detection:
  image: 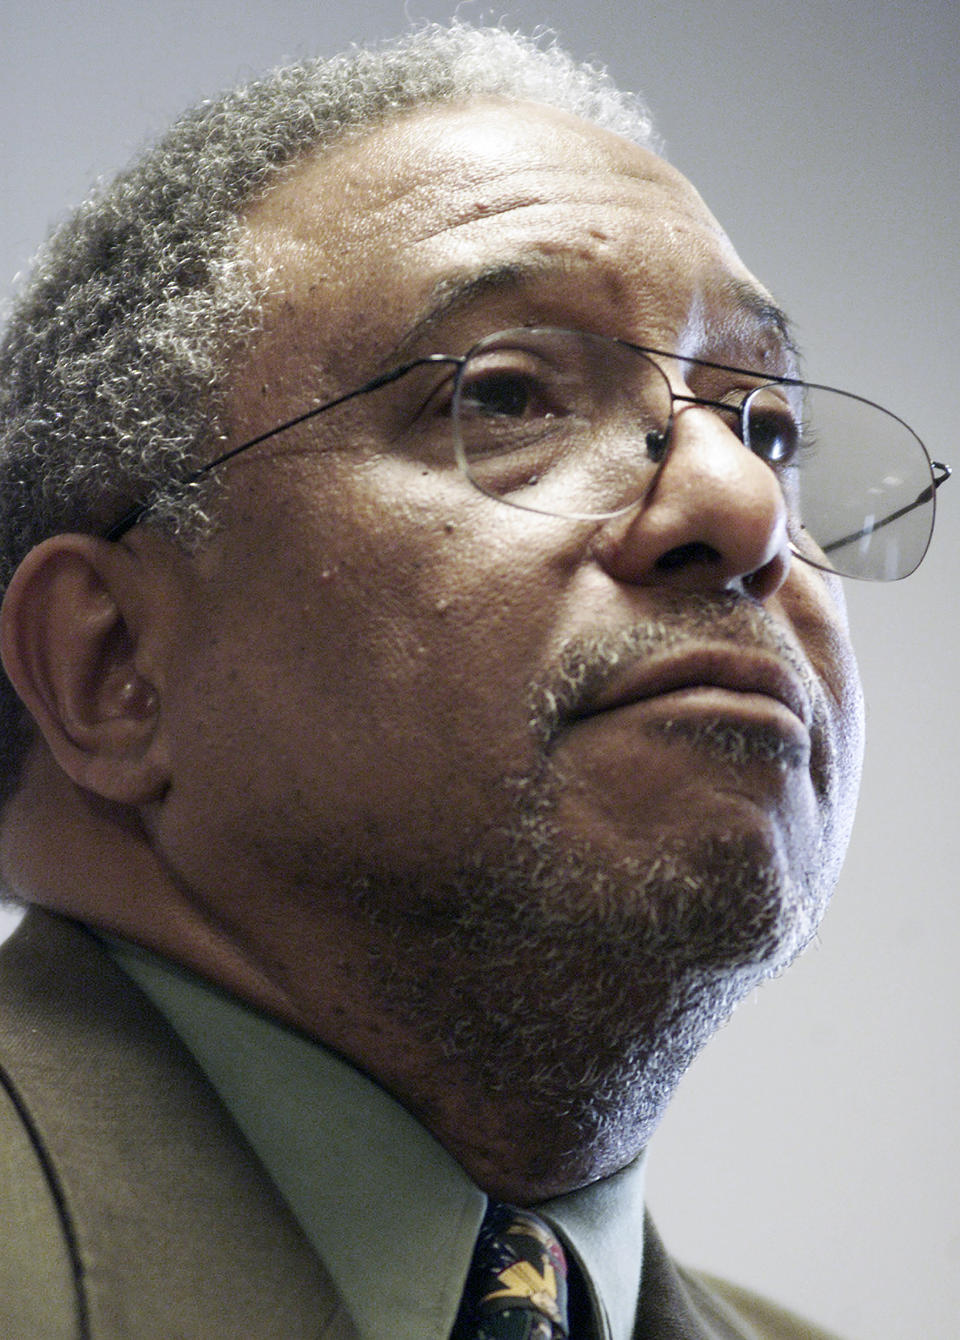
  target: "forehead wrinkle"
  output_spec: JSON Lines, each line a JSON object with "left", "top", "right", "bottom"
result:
{"left": 365, "top": 196, "right": 763, "bottom": 375}
{"left": 378, "top": 203, "right": 725, "bottom": 369}
{"left": 350, "top": 169, "right": 675, "bottom": 278}
{"left": 247, "top": 169, "right": 660, "bottom": 368}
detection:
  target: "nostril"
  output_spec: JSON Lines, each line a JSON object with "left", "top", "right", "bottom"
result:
{"left": 743, "top": 549, "right": 792, "bottom": 601}
{"left": 645, "top": 429, "right": 669, "bottom": 463}
{"left": 655, "top": 541, "right": 721, "bottom": 573}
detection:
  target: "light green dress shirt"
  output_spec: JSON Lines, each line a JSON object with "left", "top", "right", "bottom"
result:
{"left": 109, "top": 938, "right": 647, "bottom": 1340}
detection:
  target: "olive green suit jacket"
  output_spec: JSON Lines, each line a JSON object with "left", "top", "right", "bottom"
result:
{"left": 0, "top": 910, "right": 840, "bottom": 1339}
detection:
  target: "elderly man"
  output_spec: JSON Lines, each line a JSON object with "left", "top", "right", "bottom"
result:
{"left": 0, "top": 22, "right": 946, "bottom": 1340}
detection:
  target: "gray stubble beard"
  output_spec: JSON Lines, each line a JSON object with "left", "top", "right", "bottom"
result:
{"left": 352, "top": 593, "right": 847, "bottom": 1157}
{"left": 360, "top": 731, "right": 835, "bottom": 1159}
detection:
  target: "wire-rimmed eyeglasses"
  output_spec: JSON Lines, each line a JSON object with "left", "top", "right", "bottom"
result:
{"left": 105, "top": 325, "right": 950, "bottom": 582}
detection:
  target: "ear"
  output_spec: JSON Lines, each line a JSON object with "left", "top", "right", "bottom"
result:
{"left": 0, "top": 535, "right": 170, "bottom": 805}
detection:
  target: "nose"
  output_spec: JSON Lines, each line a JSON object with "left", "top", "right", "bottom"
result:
{"left": 590, "top": 404, "right": 792, "bottom": 600}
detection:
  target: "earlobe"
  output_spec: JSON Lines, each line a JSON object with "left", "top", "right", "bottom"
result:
{"left": 0, "top": 535, "right": 170, "bottom": 805}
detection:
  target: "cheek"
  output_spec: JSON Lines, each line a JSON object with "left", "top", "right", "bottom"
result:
{"left": 786, "top": 569, "right": 865, "bottom": 814}
{"left": 825, "top": 623, "right": 865, "bottom": 830}
{"left": 167, "top": 483, "right": 571, "bottom": 867}
{"left": 813, "top": 573, "right": 864, "bottom": 749}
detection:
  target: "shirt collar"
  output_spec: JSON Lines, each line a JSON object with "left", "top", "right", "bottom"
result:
{"left": 107, "top": 936, "right": 646, "bottom": 1340}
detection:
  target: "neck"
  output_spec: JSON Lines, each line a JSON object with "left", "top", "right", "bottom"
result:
{"left": 2, "top": 749, "right": 679, "bottom": 1202}
{"left": 0, "top": 744, "right": 304, "bottom": 1025}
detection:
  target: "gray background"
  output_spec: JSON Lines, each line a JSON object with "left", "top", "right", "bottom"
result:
{"left": 1, "top": 2, "right": 957, "bottom": 1336}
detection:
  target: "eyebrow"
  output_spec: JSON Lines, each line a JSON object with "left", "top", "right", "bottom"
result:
{"left": 385, "top": 256, "right": 801, "bottom": 371}
{"left": 723, "top": 276, "right": 802, "bottom": 367}
{"left": 384, "top": 257, "right": 558, "bottom": 365}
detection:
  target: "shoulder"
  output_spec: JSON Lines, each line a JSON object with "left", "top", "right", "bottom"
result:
{"left": 0, "top": 1059, "right": 79, "bottom": 1337}
{"left": 679, "top": 1266, "right": 846, "bottom": 1340}
{"left": 0, "top": 907, "right": 359, "bottom": 1338}
{"left": 640, "top": 1213, "right": 846, "bottom": 1340}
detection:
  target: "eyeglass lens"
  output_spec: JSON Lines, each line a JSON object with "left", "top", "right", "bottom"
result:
{"left": 451, "top": 328, "right": 938, "bottom": 582}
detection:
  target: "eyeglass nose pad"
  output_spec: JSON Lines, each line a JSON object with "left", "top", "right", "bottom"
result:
{"left": 645, "top": 428, "right": 669, "bottom": 464}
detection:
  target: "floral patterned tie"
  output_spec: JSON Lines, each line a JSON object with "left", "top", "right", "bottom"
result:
{"left": 453, "top": 1201, "right": 570, "bottom": 1339}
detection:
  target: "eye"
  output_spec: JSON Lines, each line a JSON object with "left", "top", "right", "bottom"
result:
{"left": 450, "top": 343, "right": 589, "bottom": 488}
{"left": 743, "top": 387, "right": 802, "bottom": 467}
{"left": 458, "top": 368, "right": 556, "bottom": 422}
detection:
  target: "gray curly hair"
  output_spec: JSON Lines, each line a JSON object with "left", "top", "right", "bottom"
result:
{"left": 0, "top": 22, "right": 657, "bottom": 803}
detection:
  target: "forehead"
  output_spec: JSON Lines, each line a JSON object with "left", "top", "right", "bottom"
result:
{"left": 236, "top": 99, "right": 789, "bottom": 391}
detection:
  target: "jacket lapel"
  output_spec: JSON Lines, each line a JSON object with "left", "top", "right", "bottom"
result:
{"left": 637, "top": 1214, "right": 763, "bottom": 1339}
{"left": 0, "top": 908, "right": 358, "bottom": 1338}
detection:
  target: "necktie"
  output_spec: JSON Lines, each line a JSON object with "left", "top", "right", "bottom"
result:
{"left": 453, "top": 1201, "right": 570, "bottom": 1339}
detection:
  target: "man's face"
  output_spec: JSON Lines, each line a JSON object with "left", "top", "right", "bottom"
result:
{"left": 147, "top": 100, "right": 864, "bottom": 1051}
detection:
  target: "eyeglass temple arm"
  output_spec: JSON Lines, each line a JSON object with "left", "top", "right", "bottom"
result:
{"left": 103, "top": 353, "right": 460, "bottom": 541}
{"left": 820, "top": 460, "right": 951, "bottom": 556}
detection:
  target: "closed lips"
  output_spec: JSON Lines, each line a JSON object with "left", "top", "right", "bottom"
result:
{"left": 578, "top": 647, "right": 812, "bottom": 728}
